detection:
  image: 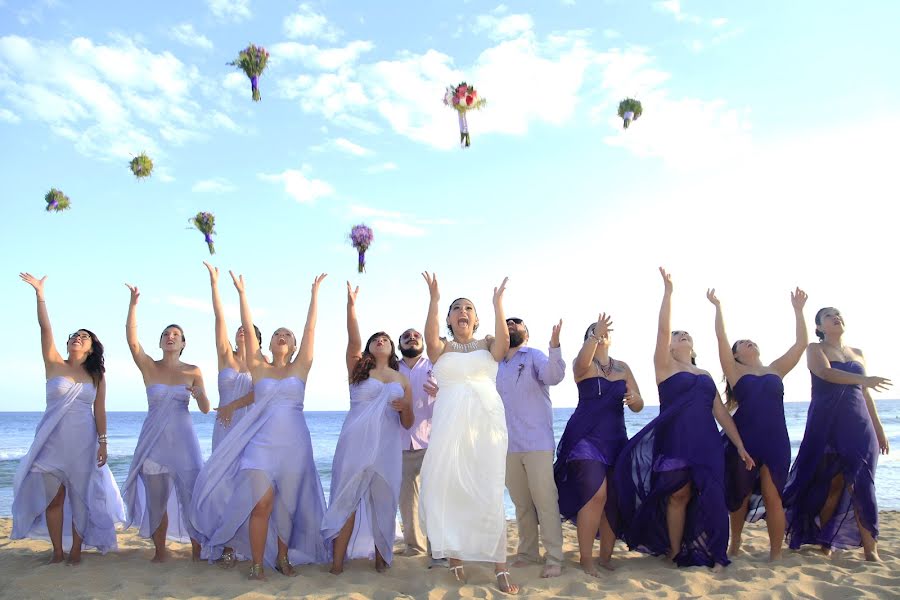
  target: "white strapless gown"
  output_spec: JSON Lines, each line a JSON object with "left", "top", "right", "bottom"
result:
{"left": 419, "top": 349, "right": 508, "bottom": 562}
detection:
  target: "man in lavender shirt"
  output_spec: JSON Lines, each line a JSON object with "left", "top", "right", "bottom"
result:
{"left": 397, "top": 328, "right": 444, "bottom": 565}
{"left": 497, "top": 317, "right": 566, "bottom": 578}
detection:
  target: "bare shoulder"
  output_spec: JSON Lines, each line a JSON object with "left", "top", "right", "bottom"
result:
{"left": 614, "top": 358, "right": 632, "bottom": 373}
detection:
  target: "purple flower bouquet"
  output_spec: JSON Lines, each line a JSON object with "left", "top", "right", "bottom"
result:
{"left": 349, "top": 224, "right": 374, "bottom": 273}
{"left": 229, "top": 44, "right": 270, "bottom": 102}
{"left": 190, "top": 211, "right": 217, "bottom": 254}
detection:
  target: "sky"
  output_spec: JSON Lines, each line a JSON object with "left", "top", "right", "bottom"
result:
{"left": 1, "top": 0, "right": 899, "bottom": 412}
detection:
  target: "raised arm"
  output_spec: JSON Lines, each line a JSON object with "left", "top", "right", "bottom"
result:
{"left": 806, "top": 343, "right": 892, "bottom": 390}
{"left": 770, "top": 287, "right": 809, "bottom": 377}
{"left": 534, "top": 319, "right": 566, "bottom": 385}
{"left": 422, "top": 272, "right": 445, "bottom": 363}
{"left": 124, "top": 284, "right": 154, "bottom": 374}
{"left": 653, "top": 268, "right": 674, "bottom": 374}
{"left": 346, "top": 281, "right": 362, "bottom": 376}
{"left": 706, "top": 289, "right": 739, "bottom": 385}
{"left": 489, "top": 277, "right": 511, "bottom": 362}
{"left": 573, "top": 313, "right": 613, "bottom": 380}
{"left": 20, "top": 273, "right": 62, "bottom": 368}
{"left": 231, "top": 272, "right": 264, "bottom": 374}
{"left": 713, "top": 391, "right": 755, "bottom": 470}
{"left": 94, "top": 377, "right": 108, "bottom": 467}
{"left": 205, "top": 262, "right": 232, "bottom": 366}
{"left": 295, "top": 273, "right": 327, "bottom": 379}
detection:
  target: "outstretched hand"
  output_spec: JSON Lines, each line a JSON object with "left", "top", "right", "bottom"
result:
{"left": 19, "top": 272, "right": 47, "bottom": 296}
{"left": 791, "top": 287, "right": 808, "bottom": 311}
{"left": 593, "top": 312, "right": 614, "bottom": 338}
{"left": 125, "top": 283, "right": 140, "bottom": 305}
{"left": 311, "top": 273, "right": 328, "bottom": 294}
{"left": 493, "top": 277, "right": 509, "bottom": 307}
{"left": 204, "top": 261, "right": 219, "bottom": 283}
{"left": 864, "top": 376, "right": 893, "bottom": 393}
{"left": 550, "top": 319, "right": 563, "bottom": 348}
{"left": 659, "top": 267, "right": 673, "bottom": 294}
{"left": 706, "top": 288, "right": 720, "bottom": 307}
{"left": 229, "top": 271, "right": 245, "bottom": 294}
{"left": 422, "top": 271, "right": 439, "bottom": 301}
{"left": 346, "top": 281, "right": 359, "bottom": 306}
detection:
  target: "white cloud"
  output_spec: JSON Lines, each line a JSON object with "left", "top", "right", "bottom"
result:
{"left": 364, "top": 161, "right": 397, "bottom": 174}
{"left": 207, "top": 0, "right": 251, "bottom": 22}
{"left": 654, "top": 0, "right": 729, "bottom": 28}
{"left": 372, "top": 219, "right": 426, "bottom": 237}
{"left": 192, "top": 178, "right": 236, "bottom": 193}
{"left": 258, "top": 167, "right": 334, "bottom": 204}
{"left": 0, "top": 35, "right": 236, "bottom": 163}
{"left": 472, "top": 11, "right": 535, "bottom": 41}
{"left": 0, "top": 107, "right": 20, "bottom": 123}
{"left": 349, "top": 204, "right": 454, "bottom": 237}
{"left": 270, "top": 40, "right": 374, "bottom": 70}
{"left": 169, "top": 23, "right": 213, "bottom": 50}
{"left": 283, "top": 3, "right": 341, "bottom": 42}
{"left": 603, "top": 29, "right": 621, "bottom": 39}
{"left": 333, "top": 137, "right": 371, "bottom": 156}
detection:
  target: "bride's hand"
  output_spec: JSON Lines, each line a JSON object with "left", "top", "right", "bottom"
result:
{"left": 492, "top": 277, "right": 508, "bottom": 308}
{"left": 422, "top": 272, "right": 439, "bottom": 301}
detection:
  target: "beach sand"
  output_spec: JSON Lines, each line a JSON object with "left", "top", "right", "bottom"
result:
{"left": 1, "top": 514, "right": 898, "bottom": 599}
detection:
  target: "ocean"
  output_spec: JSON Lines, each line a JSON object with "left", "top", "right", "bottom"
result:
{"left": 2, "top": 401, "right": 900, "bottom": 519}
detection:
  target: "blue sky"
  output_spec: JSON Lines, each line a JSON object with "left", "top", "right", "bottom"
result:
{"left": 2, "top": 0, "right": 898, "bottom": 411}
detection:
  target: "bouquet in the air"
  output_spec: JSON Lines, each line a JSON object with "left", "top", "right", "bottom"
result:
{"left": 44, "top": 188, "right": 71, "bottom": 212}
{"left": 229, "top": 44, "right": 270, "bottom": 102}
{"left": 190, "top": 211, "right": 217, "bottom": 254}
{"left": 617, "top": 98, "right": 643, "bottom": 129}
{"left": 130, "top": 152, "right": 153, "bottom": 178}
{"left": 443, "top": 81, "right": 486, "bottom": 147}
{"left": 349, "top": 224, "right": 374, "bottom": 273}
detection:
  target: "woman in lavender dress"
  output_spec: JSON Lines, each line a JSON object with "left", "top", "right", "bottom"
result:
{"left": 323, "top": 282, "right": 413, "bottom": 575}
{"left": 121, "top": 284, "right": 211, "bottom": 562}
{"left": 191, "top": 272, "right": 330, "bottom": 580}
{"left": 783, "top": 307, "right": 892, "bottom": 561}
{"left": 706, "top": 287, "right": 808, "bottom": 561}
{"left": 554, "top": 312, "right": 644, "bottom": 575}
{"left": 614, "top": 268, "right": 754, "bottom": 570}
{"left": 12, "top": 273, "right": 124, "bottom": 564}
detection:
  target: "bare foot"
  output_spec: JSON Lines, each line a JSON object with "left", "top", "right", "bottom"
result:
{"left": 511, "top": 558, "right": 531, "bottom": 568}
{"left": 496, "top": 571, "right": 520, "bottom": 595}
{"left": 329, "top": 565, "right": 344, "bottom": 575}
{"left": 712, "top": 563, "right": 726, "bottom": 573}
{"left": 541, "top": 563, "right": 562, "bottom": 578}
{"left": 375, "top": 555, "right": 388, "bottom": 573}
{"left": 768, "top": 550, "right": 783, "bottom": 562}
{"left": 597, "top": 558, "right": 616, "bottom": 572}
{"left": 151, "top": 550, "right": 169, "bottom": 563}
{"left": 580, "top": 558, "right": 600, "bottom": 577}
{"left": 728, "top": 543, "right": 743, "bottom": 557}
{"left": 66, "top": 552, "right": 82, "bottom": 566}
{"left": 864, "top": 549, "right": 882, "bottom": 563}
{"left": 47, "top": 553, "right": 65, "bottom": 564}
{"left": 820, "top": 545, "right": 833, "bottom": 557}
{"left": 191, "top": 542, "right": 202, "bottom": 562}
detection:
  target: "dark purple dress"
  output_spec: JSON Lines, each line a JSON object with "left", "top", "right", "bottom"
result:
{"left": 554, "top": 377, "right": 627, "bottom": 533}
{"left": 783, "top": 361, "right": 879, "bottom": 550}
{"left": 722, "top": 373, "right": 790, "bottom": 522}
{"left": 613, "top": 372, "right": 730, "bottom": 567}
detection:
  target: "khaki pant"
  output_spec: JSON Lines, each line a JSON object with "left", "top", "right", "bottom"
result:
{"left": 505, "top": 450, "right": 564, "bottom": 565}
{"left": 399, "top": 448, "right": 428, "bottom": 554}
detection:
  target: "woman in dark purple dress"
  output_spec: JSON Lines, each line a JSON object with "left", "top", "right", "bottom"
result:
{"left": 614, "top": 268, "right": 754, "bottom": 570}
{"left": 783, "top": 307, "right": 892, "bottom": 561}
{"left": 554, "top": 312, "right": 644, "bottom": 576}
{"left": 706, "top": 287, "right": 808, "bottom": 561}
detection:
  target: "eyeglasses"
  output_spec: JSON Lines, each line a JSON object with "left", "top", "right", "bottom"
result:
{"left": 401, "top": 332, "right": 421, "bottom": 342}
{"left": 69, "top": 332, "right": 91, "bottom": 341}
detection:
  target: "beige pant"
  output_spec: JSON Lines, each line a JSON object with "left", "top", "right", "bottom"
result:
{"left": 400, "top": 448, "right": 428, "bottom": 554}
{"left": 505, "top": 451, "right": 564, "bottom": 565}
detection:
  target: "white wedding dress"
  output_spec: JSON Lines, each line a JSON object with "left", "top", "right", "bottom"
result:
{"left": 419, "top": 349, "right": 508, "bottom": 562}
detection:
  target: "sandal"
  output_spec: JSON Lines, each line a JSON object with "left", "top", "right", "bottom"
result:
{"left": 275, "top": 555, "right": 297, "bottom": 577}
{"left": 248, "top": 563, "right": 265, "bottom": 580}
{"left": 215, "top": 549, "right": 237, "bottom": 569}
{"left": 496, "top": 571, "right": 520, "bottom": 595}
{"left": 450, "top": 564, "right": 467, "bottom": 584}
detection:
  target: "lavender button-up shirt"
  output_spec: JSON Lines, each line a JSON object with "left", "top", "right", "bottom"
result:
{"left": 497, "top": 345, "right": 566, "bottom": 453}
{"left": 398, "top": 355, "right": 437, "bottom": 451}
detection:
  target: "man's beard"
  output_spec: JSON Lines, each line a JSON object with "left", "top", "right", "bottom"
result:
{"left": 400, "top": 345, "right": 423, "bottom": 358}
{"left": 509, "top": 331, "right": 525, "bottom": 348}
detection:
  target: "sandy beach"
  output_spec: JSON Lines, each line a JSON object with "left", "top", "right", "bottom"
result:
{"left": 1, "top": 515, "right": 898, "bottom": 599}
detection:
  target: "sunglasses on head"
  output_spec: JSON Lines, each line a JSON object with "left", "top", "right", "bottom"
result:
{"left": 507, "top": 318, "right": 524, "bottom": 325}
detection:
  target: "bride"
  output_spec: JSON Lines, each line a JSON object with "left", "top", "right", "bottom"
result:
{"left": 418, "top": 272, "right": 519, "bottom": 595}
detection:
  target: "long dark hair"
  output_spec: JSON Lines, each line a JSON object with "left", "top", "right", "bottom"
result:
{"left": 161, "top": 323, "right": 185, "bottom": 356}
{"left": 723, "top": 340, "right": 740, "bottom": 411}
{"left": 349, "top": 331, "right": 400, "bottom": 384}
{"left": 76, "top": 328, "right": 105, "bottom": 387}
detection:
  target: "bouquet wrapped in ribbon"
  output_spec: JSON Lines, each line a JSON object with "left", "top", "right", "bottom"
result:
{"left": 229, "top": 44, "right": 270, "bottom": 102}
{"left": 190, "top": 211, "right": 217, "bottom": 255}
{"left": 129, "top": 152, "right": 153, "bottom": 178}
{"left": 617, "top": 98, "right": 643, "bottom": 129}
{"left": 444, "top": 81, "right": 486, "bottom": 147}
{"left": 44, "top": 188, "right": 71, "bottom": 212}
{"left": 349, "top": 224, "right": 374, "bottom": 273}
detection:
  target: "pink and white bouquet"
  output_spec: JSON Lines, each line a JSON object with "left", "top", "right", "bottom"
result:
{"left": 229, "top": 44, "right": 270, "bottom": 102}
{"left": 443, "top": 81, "right": 486, "bottom": 147}
{"left": 349, "top": 224, "right": 374, "bottom": 273}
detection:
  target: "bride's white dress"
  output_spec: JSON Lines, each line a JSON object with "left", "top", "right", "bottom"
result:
{"left": 419, "top": 349, "right": 508, "bottom": 562}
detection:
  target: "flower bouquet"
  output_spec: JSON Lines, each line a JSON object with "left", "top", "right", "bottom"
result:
{"left": 129, "top": 152, "right": 153, "bottom": 178}
{"left": 190, "top": 211, "right": 217, "bottom": 254}
{"left": 44, "top": 188, "right": 71, "bottom": 212}
{"left": 617, "top": 98, "right": 643, "bottom": 129}
{"left": 349, "top": 224, "right": 374, "bottom": 273}
{"left": 229, "top": 44, "right": 270, "bottom": 102}
{"left": 444, "top": 81, "right": 486, "bottom": 147}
